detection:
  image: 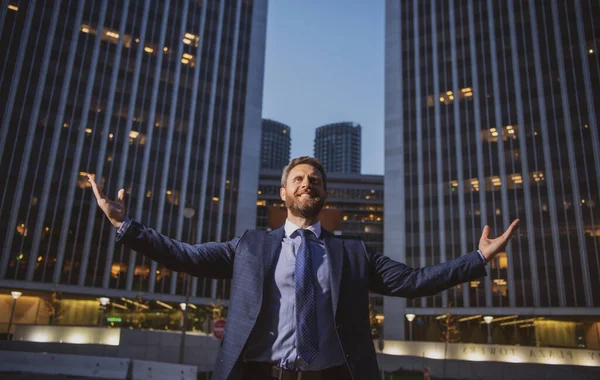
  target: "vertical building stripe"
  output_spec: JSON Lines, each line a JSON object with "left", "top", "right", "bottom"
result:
{"left": 486, "top": 0, "right": 516, "bottom": 307}
{"left": 102, "top": 0, "right": 151, "bottom": 289}
{"left": 550, "top": 0, "right": 592, "bottom": 306}
{"left": 528, "top": 1, "right": 566, "bottom": 306}
{"left": 125, "top": 0, "right": 171, "bottom": 290}
{"left": 53, "top": 1, "right": 108, "bottom": 284}
{"left": 431, "top": 0, "right": 448, "bottom": 308}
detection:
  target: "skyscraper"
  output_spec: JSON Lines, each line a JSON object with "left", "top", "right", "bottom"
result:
{"left": 0, "top": 0, "right": 267, "bottom": 302}
{"left": 314, "top": 122, "right": 361, "bottom": 173}
{"left": 260, "top": 119, "right": 291, "bottom": 171}
{"left": 384, "top": 0, "right": 600, "bottom": 343}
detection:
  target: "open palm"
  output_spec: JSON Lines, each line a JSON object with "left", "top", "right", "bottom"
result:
{"left": 87, "top": 174, "right": 125, "bottom": 228}
{"left": 478, "top": 219, "right": 520, "bottom": 261}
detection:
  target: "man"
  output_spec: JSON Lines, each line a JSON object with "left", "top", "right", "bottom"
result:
{"left": 89, "top": 156, "right": 519, "bottom": 380}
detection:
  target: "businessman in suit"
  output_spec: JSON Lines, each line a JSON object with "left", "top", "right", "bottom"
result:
{"left": 89, "top": 156, "right": 519, "bottom": 380}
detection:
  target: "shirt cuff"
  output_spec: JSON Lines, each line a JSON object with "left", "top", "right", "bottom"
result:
{"left": 116, "top": 216, "right": 132, "bottom": 238}
{"left": 477, "top": 250, "right": 487, "bottom": 265}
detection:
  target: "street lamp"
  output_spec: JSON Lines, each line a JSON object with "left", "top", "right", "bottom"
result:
{"left": 483, "top": 316, "right": 494, "bottom": 344}
{"left": 405, "top": 313, "right": 416, "bottom": 341}
{"left": 7, "top": 291, "right": 22, "bottom": 340}
{"left": 99, "top": 297, "right": 110, "bottom": 327}
{"left": 179, "top": 277, "right": 192, "bottom": 364}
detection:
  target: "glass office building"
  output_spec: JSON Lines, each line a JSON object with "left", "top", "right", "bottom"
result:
{"left": 314, "top": 122, "right": 362, "bottom": 174}
{"left": 0, "top": 0, "right": 267, "bottom": 306}
{"left": 384, "top": 0, "right": 600, "bottom": 345}
{"left": 260, "top": 119, "right": 290, "bottom": 171}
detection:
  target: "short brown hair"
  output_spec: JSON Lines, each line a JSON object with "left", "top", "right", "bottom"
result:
{"left": 281, "top": 156, "right": 327, "bottom": 190}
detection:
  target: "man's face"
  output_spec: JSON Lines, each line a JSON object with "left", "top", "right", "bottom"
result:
{"left": 280, "top": 164, "right": 327, "bottom": 219}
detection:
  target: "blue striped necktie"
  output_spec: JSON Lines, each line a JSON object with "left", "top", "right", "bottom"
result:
{"left": 295, "top": 229, "right": 319, "bottom": 363}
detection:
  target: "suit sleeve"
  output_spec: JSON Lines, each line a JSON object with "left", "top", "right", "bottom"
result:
{"left": 116, "top": 218, "right": 241, "bottom": 279}
{"left": 367, "top": 248, "right": 487, "bottom": 298}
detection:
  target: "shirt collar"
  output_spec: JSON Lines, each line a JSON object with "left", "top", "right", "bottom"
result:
{"left": 284, "top": 219, "right": 322, "bottom": 238}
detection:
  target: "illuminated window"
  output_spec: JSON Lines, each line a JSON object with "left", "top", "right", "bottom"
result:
{"left": 81, "top": 24, "right": 94, "bottom": 34}
{"left": 77, "top": 172, "right": 103, "bottom": 189}
{"left": 166, "top": 190, "right": 180, "bottom": 206}
{"left": 181, "top": 53, "right": 196, "bottom": 67}
{"left": 531, "top": 171, "right": 545, "bottom": 183}
{"left": 111, "top": 263, "right": 126, "bottom": 277}
{"left": 481, "top": 125, "right": 519, "bottom": 142}
{"left": 492, "top": 252, "right": 508, "bottom": 269}
{"left": 16, "top": 224, "right": 28, "bottom": 236}
{"left": 129, "top": 131, "right": 146, "bottom": 145}
{"left": 183, "top": 32, "right": 200, "bottom": 47}
{"left": 80, "top": 24, "right": 132, "bottom": 48}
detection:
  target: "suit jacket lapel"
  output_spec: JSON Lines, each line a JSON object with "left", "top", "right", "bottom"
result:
{"left": 263, "top": 226, "right": 284, "bottom": 278}
{"left": 322, "top": 229, "right": 344, "bottom": 319}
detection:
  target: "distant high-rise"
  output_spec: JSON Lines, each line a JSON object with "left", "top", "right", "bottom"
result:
{"left": 314, "top": 122, "right": 361, "bottom": 173}
{"left": 384, "top": 0, "right": 600, "bottom": 343}
{"left": 260, "top": 119, "right": 291, "bottom": 171}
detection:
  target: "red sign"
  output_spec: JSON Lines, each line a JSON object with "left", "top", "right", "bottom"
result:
{"left": 424, "top": 367, "right": 430, "bottom": 380}
{"left": 213, "top": 318, "right": 226, "bottom": 339}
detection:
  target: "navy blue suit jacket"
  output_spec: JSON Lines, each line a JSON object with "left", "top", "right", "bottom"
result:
{"left": 119, "top": 219, "right": 487, "bottom": 379}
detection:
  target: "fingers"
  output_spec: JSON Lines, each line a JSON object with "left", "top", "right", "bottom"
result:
{"left": 480, "top": 225, "right": 490, "bottom": 240}
{"left": 87, "top": 174, "right": 104, "bottom": 200}
{"left": 502, "top": 219, "right": 520, "bottom": 240}
{"left": 117, "top": 188, "right": 125, "bottom": 203}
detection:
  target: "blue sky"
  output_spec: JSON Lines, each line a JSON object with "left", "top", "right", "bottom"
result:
{"left": 261, "top": 1, "right": 385, "bottom": 175}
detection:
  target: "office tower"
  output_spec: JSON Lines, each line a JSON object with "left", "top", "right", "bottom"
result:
{"left": 314, "top": 122, "right": 361, "bottom": 173}
{"left": 260, "top": 119, "right": 291, "bottom": 171}
{"left": 0, "top": 0, "right": 267, "bottom": 304}
{"left": 384, "top": 0, "right": 600, "bottom": 345}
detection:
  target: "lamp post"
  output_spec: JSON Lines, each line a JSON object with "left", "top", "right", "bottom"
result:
{"left": 405, "top": 313, "right": 416, "bottom": 341}
{"left": 483, "top": 316, "right": 494, "bottom": 344}
{"left": 99, "top": 297, "right": 110, "bottom": 327}
{"left": 179, "top": 276, "right": 191, "bottom": 364}
{"left": 179, "top": 206, "right": 195, "bottom": 364}
{"left": 7, "top": 291, "right": 22, "bottom": 340}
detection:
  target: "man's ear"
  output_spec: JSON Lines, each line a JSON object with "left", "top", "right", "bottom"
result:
{"left": 280, "top": 187, "right": 286, "bottom": 201}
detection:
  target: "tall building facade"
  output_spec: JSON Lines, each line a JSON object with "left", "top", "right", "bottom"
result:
{"left": 260, "top": 119, "right": 290, "bottom": 171}
{"left": 0, "top": 0, "right": 267, "bottom": 304}
{"left": 314, "top": 122, "right": 361, "bottom": 173}
{"left": 384, "top": 0, "right": 600, "bottom": 343}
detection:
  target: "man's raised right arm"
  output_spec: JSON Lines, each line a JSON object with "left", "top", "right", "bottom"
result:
{"left": 88, "top": 174, "right": 236, "bottom": 279}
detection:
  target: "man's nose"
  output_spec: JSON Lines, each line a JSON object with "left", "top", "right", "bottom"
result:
{"left": 300, "top": 177, "right": 311, "bottom": 188}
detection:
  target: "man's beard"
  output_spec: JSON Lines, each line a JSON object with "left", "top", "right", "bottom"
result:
{"left": 286, "top": 194, "right": 325, "bottom": 219}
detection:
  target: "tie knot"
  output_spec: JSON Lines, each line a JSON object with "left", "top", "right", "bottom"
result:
{"left": 299, "top": 229, "right": 313, "bottom": 240}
